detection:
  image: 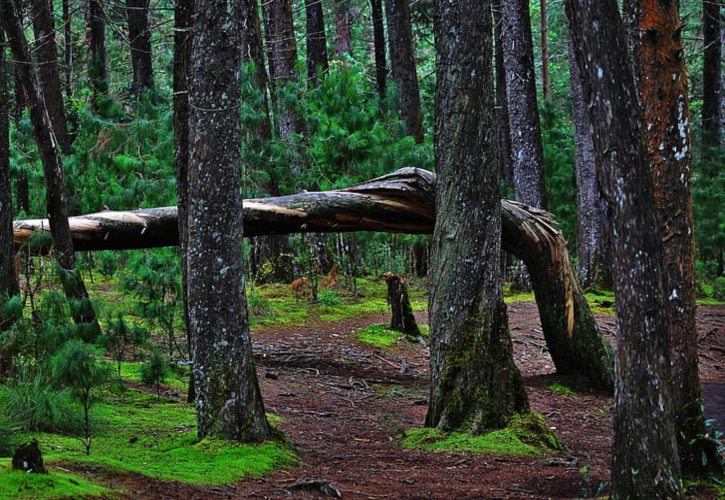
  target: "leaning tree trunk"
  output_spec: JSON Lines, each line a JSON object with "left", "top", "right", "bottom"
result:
{"left": 370, "top": 0, "right": 387, "bottom": 99}
{"left": 13, "top": 168, "right": 614, "bottom": 390}
{"left": 333, "top": 0, "right": 352, "bottom": 58}
{"left": 0, "top": 26, "right": 20, "bottom": 306}
{"left": 32, "top": 0, "right": 71, "bottom": 153}
{"left": 187, "top": 0, "right": 269, "bottom": 441}
{"left": 384, "top": 0, "right": 424, "bottom": 143}
{"left": 382, "top": 273, "right": 420, "bottom": 337}
{"left": 426, "top": 0, "right": 530, "bottom": 433}
{"left": 305, "top": 0, "right": 329, "bottom": 88}
{"left": 628, "top": 0, "right": 722, "bottom": 477}
{"left": 702, "top": 0, "right": 721, "bottom": 165}
{"left": 126, "top": 0, "right": 154, "bottom": 93}
{"left": 566, "top": 1, "right": 683, "bottom": 498}
{"left": 2, "top": 0, "right": 101, "bottom": 337}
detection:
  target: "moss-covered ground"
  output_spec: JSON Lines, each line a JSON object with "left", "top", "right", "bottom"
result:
{"left": 0, "top": 460, "right": 108, "bottom": 499}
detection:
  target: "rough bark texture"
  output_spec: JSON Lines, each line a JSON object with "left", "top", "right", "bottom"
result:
{"left": 126, "top": 0, "right": 154, "bottom": 93}
{"left": 384, "top": 0, "right": 424, "bottom": 143}
{"left": 305, "top": 0, "right": 329, "bottom": 88}
{"left": 187, "top": 0, "right": 269, "bottom": 441}
{"left": 565, "top": 1, "right": 683, "bottom": 497}
{"left": 370, "top": 0, "right": 386, "bottom": 99}
{"left": 13, "top": 169, "right": 615, "bottom": 389}
{"left": 2, "top": 0, "right": 100, "bottom": 335}
{"left": 567, "top": 31, "right": 607, "bottom": 289}
{"left": 0, "top": 26, "right": 20, "bottom": 302}
{"left": 426, "top": 0, "right": 530, "bottom": 433}
{"left": 87, "top": 0, "right": 108, "bottom": 96}
{"left": 241, "top": 0, "right": 272, "bottom": 141}
{"left": 492, "top": 0, "right": 513, "bottom": 186}
{"left": 501, "top": 0, "right": 548, "bottom": 209}
{"left": 629, "top": 0, "right": 722, "bottom": 476}
{"left": 333, "top": 0, "right": 352, "bottom": 57}
{"left": 382, "top": 273, "right": 420, "bottom": 337}
{"left": 31, "top": 0, "right": 71, "bottom": 153}
{"left": 702, "top": 0, "right": 721, "bottom": 162}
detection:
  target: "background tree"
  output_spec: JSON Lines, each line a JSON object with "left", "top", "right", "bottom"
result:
{"left": 565, "top": 0, "right": 683, "bottom": 496}
{"left": 305, "top": 0, "right": 329, "bottom": 88}
{"left": 426, "top": 0, "right": 529, "bottom": 432}
{"left": 126, "top": 0, "right": 154, "bottom": 93}
{"left": 187, "top": 0, "right": 270, "bottom": 440}
{"left": 87, "top": 0, "right": 108, "bottom": 98}
{"left": 492, "top": 0, "right": 513, "bottom": 186}
{"left": 370, "top": 0, "right": 386, "bottom": 98}
{"left": 62, "top": 0, "right": 72, "bottom": 97}
{"left": 334, "top": 0, "right": 352, "bottom": 58}
{"left": 702, "top": 0, "right": 721, "bottom": 167}
{"left": 540, "top": 0, "right": 550, "bottom": 101}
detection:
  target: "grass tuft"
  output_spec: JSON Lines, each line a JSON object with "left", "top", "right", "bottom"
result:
{"left": 356, "top": 324, "right": 405, "bottom": 347}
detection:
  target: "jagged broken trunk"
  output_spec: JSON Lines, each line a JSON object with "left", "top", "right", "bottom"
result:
{"left": 13, "top": 168, "right": 614, "bottom": 389}
{"left": 382, "top": 273, "right": 420, "bottom": 337}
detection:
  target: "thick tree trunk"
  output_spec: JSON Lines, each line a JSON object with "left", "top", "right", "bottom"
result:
{"left": 13, "top": 169, "right": 614, "bottom": 389}
{"left": 126, "top": 0, "right": 153, "bottom": 93}
{"left": 426, "top": 0, "right": 530, "bottom": 433}
{"left": 241, "top": 0, "right": 272, "bottom": 141}
{"left": 32, "top": 0, "right": 70, "bottom": 154}
{"left": 540, "top": 0, "right": 549, "bottom": 101}
{"left": 628, "top": 0, "right": 722, "bottom": 477}
{"left": 384, "top": 0, "right": 424, "bottom": 143}
{"left": 87, "top": 0, "right": 108, "bottom": 96}
{"left": 567, "top": 31, "right": 607, "bottom": 289}
{"left": 382, "top": 273, "right": 420, "bottom": 337}
{"left": 492, "top": 0, "right": 513, "bottom": 186}
{"left": 188, "top": 0, "right": 269, "bottom": 441}
{"left": 333, "top": 0, "right": 352, "bottom": 58}
{"left": 1, "top": 26, "right": 20, "bottom": 303}
{"left": 702, "top": 0, "right": 721, "bottom": 164}
{"left": 305, "top": 0, "right": 329, "bottom": 88}
{"left": 370, "top": 0, "right": 386, "bottom": 99}
{"left": 1, "top": 0, "right": 100, "bottom": 336}
{"left": 566, "top": 1, "right": 683, "bottom": 497}
{"left": 501, "top": 0, "right": 548, "bottom": 209}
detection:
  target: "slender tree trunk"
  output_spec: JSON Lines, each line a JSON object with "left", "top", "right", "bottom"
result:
{"left": 567, "top": 31, "right": 607, "bottom": 289}
{"left": 702, "top": 0, "right": 721, "bottom": 164}
{"left": 188, "top": 0, "right": 270, "bottom": 441}
{"left": 566, "top": 1, "right": 683, "bottom": 497}
{"left": 384, "top": 0, "right": 423, "bottom": 143}
{"left": 540, "top": 0, "right": 549, "bottom": 101}
{"left": 62, "top": 0, "right": 72, "bottom": 98}
{"left": 87, "top": 0, "right": 108, "bottom": 97}
{"left": 333, "top": 0, "right": 352, "bottom": 58}
{"left": 492, "top": 0, "right": 513, "bottom": 185}
{"left": 426, "top": 0, "right": 529, "bottom": 433}
{"left": 628, "top": 0, "right": 722, "bottom": 477}
{"left": 305, "top": 0, "right": 329, "bottom": 88}
{"left": 501, "top": 0, "right": 548, "bottom": 209}
{"left": 1, "top": 0, "right": 100, "bottom": 336}
{"left": 0, "top": 26, "right": 20, "bottom": 303}
{"left": 126, "top": 0, "right": 153, "bottom": 93}
{"left": 370, "top": 0, "right": 386, "bottom": 99}
{"left": 241, "top": 0, "right": 272, "bottom": 142}
{"left": 32, "top": 0, "right": 71, "bottom": 153}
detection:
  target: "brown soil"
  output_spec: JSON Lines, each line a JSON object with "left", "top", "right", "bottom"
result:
{"left": 78, "top": 303, "right": 725, "bottom": 499}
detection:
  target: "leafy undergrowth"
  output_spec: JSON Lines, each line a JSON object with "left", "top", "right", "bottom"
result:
{"left": 0, "top": 460, "right": 108, "bottom": 499}
{"left": 402, "top": 413, "right": 565, "bottom": 457}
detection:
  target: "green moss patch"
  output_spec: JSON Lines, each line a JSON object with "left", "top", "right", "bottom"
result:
{"left": 402, "top": 413, "right": 564, "bottom": 457}
{"left": 545, "top": 383, "right": 574, "bottom": 396}
{"left": 0, "top": 460, "right": 108, "bottom": 499}
{"left": 504, "top": 292, "right": 536, "bottom": 304}
{"left": 356, "top": 324, "right": 405, "bottom": 347}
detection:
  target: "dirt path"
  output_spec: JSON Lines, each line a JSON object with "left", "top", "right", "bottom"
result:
{"left": 101, "top": 303, "right": 724, "bottom": 499}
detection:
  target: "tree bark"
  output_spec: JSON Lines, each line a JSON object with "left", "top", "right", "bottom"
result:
{"left": 13, "top": 169, "right": 615, "bottom": 389}
{"left": 32, "top": 0, "right": 71, "bottom": 154}
{"left": 241, "top": 0, "right": 272, "bottom": 141}
{"left": 370, "top": 0, "right": 386, "bottom": 99}
{"left": 305, "top": 0, "right": 329, "bottom": 88}
{"left": 0, "top": 26, "right": 20, "bottom": 303}
{"left": 702, "top": 0, "right": 721, "bottom": 164}
{"left": 540, "top": 0, "right": 550, "bottom": 101}
{"left": 492, "top": 0, "right": 513, "bottom": 186}
{"left": 333, "top": 0, "right": 352, "bottom": 58}
{"left": 2, "top": 0, "right": 100, "bottom": 336}
{"left": 628, "top": 0, "right": 722, "bottom": 477}
{"left": 187, "top": 0, "right": 269, "bottom": 441}
{"left": 384, "top": 0, "right": 423, "bottom": 143}
{"left": 382, "top": 273, "right": 420, "bottom": 337}
{"left": 426, "top": 0, "right": 530, "bottom": 432}
{"left": 565, "top": 1, "right": 683, "bottom": 497}
{"left": 87, "top": 0, "right": 108, "bottom": 97}
{"left": 62, "top": 0, "right": 72, "bottom": 98}
{"left": 126, "top": 0, "right": 153, "bottom": 93}
{"left": 501, "top": 0, "right": 548, "bottom": 209}
{"left": 567, "top": 30, "right": 607, "bottom": 289}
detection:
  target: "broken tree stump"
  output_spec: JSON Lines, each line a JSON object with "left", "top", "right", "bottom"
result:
{"left": 382, "top": 272, "right": 421, "bottom": 338}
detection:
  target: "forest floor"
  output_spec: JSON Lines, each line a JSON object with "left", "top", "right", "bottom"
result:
{"left": 3, "top": 278, "right": 724, "bottom": 499}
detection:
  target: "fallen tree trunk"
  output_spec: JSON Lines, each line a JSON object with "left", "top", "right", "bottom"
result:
{"left": 13, "top": 167, "right": 613, "bottom": 388}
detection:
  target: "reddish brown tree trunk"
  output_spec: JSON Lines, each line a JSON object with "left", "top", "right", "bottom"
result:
{"left": 333, "top": 0, "right": 352, "bottom": 58}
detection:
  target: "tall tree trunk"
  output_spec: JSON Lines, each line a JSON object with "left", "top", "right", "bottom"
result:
{"left": 87, "top": 0, "right": 108, "bottom": 97}
{"left": 492, "top": 0, "right": 513, "bottom": 185}
{"left": 384, "top": 0, "right": 423, "bottom": 143}
{"left": 0, "top": 26, "right": 20, "bottom": 303}
{"left": 188, "top": 0, "right": 270, "bottom": 441}
{"left": 126, "top": 0, "right": 153, "bottom": 93}
{"left": 1, "top": 0, "right": 101, "bottom": 336}
{"left": 370, "top": 0, "right": 386, "bottom": 99}
{"left": 32, "top": 0, "right": 71, "bottom": 153}
{"left": 628, "top": 0, "right": 722, "bottom": 477}
{"left": 333, "top": 0, "right": 352, "bottom": 58}
{"left": 702, "top": 0, "right": 721, "bottom": 164}
{"left": 305, "top": 0, "right": 329, "bottom": 88}
{"left": 62, "top": 0, "right": 72, "bottom": 98}
{"left": 566, "top": 1, "right": 683, "bottom": 497}
{"left": 540, "top": 0, "right": 550, "bottom": 101}
{"left": 501, "top": 0, "right": 548, "bottom": 209}
{"left": 567, "top": 31, "right": 607, "bottom": 289}
{"left": 241, "top": 0, "right": 272, "bottom": 142}
{"left": 426, "top": 0, "right": 529, "bottom": 433}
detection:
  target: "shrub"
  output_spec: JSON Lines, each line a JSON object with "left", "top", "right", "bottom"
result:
{"left": 317, "top": 290, "right": 341, "bottom": 306}
{"left": 140, "top": 351, "right": 169, "bottom": 398}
